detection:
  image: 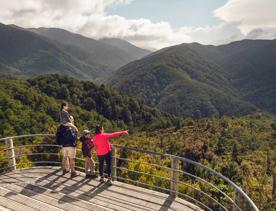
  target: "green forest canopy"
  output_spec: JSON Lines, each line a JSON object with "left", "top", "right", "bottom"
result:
{"left": 0, "top": 74, "right": 275, "bottom": 210}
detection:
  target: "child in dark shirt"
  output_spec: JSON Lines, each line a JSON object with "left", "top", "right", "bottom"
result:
{"left": 80, "top": 130, "right": 96, "bottom": 178}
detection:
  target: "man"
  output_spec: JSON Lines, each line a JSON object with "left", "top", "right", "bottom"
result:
{"left": 56, "top": 116, "right": 78, "bottom": 178}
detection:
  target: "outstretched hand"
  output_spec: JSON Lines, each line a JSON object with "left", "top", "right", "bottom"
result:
{"left": 124, "top": 130, "right": 129, "bottom": 135}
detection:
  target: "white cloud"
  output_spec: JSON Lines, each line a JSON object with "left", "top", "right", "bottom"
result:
{"left": 214, "top": 0, "right": 276, "bottom": 37}
{"left": 0, "top": 0, "right": 192, "bottom": 49}
{"left": 0, "top": 0, "right": 275, "bottom": 50}
{"left": 180, "top": 23, "right": 244, "bottom": 45}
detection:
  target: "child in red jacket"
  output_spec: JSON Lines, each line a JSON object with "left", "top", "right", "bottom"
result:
{"left": 93, "top": 125, "right": 128, "bottom": 184}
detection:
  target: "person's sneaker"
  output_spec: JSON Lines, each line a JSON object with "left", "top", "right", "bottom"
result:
{"left": 71, "top": 171, "right": 79, "bottom": 178}
{"left": 62, "top": 169, "right": 68, "bottom": 175}
{"left": 99, "top": 177, "right": 105, "bottom": 183}
{"left": 90, "top": 174, "right": 97, "bottom": 179}
{"left": 106, "top": 177, "right": 113, "bottom": 185}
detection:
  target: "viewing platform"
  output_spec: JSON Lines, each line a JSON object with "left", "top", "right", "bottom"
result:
{"left": 0, "top": 134, "right": 259, "bottom": 211}
{"left": 0, "top": 166, "right": 201, "bottom": 211}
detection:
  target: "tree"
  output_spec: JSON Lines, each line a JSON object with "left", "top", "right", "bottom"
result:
{"left": 83, "top": 97, "right": 96, "bottom": 111}
{"left": 215, "top": 138, "right": 226, "bottom": 156}
{"left": 175, "top": 119, "right": 182, "bottom": 131}
{"left": 122, "top": 108, "right": 132, "bottom": 124}
{"left": 266, "top": 150, "right": 272, "bottom": 175}
{"left": 273, "top": 168, "right": 276, "bottom": 199}
{"left": 221, "top": 161, "right": 243, "bottom": 183}
{"left": 231, "top": 143, "right": 239, "bottom": 163}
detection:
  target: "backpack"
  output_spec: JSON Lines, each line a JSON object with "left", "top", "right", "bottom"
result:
{"left": 56, "top": 125, "right": 65, "bottom": 145}
{"left": 56, "top": 125, "right": 77, "bottom": 147}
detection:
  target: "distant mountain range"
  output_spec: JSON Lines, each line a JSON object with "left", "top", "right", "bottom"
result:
{"left": 99, "top": 38, "right": 151, "bottom": 60}
{"left": 108, "top": 40, "right": 276, "bottom": 117}
{"left": 1, "top": 22, "right": 276, "bottom": 118}
{"left": 0, "top": 23, "right": 150, "bottom": 81}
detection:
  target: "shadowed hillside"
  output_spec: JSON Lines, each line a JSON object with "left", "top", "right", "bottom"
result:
{"left": 0, "top": 23, "right": 151, "bottom": 81}
{"left": 108, "top": 40, "right": 276, "bottom": 117}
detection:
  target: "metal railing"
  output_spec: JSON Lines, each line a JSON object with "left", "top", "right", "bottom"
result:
{"left": 0, "top": 134, "right": 259, "bottom": 211}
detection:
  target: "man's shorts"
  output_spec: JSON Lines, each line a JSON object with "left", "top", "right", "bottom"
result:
{"left": 62, "top": 147, "right": 76, "bottom": 158}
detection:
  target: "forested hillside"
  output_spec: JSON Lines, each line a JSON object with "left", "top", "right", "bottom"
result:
{"left": 99, "top": 38, "right": 151, "bottom": 59}
{"left": 109, "top": 39, "right": 276, "bottom": 118}
{"left": 0, "top": 74, "right": 275, "bottom": 210}
{"left": 30, "top": 28, "right": 150, "bottom": 73}
{"left": 0, "top": 74, "right": 175, "bottom": 137}
{"left": 116, "top": 113, "right": 276, "bottom": 210}
{"left": 0, "top": 23, "right": 100, "bottom": 79}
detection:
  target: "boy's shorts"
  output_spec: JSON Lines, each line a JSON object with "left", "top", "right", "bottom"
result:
{"left": 82, "top": 147, "right": 92, "bottom": 158}
{"left": 62, "top": 147, "right": 76, "bottom": 158}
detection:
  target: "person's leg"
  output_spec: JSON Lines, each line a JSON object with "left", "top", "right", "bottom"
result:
{"left": 69, "top": 158, "right": 75, "bottom": 171}
{"left": 84, "top": 157, "right": 89, "bottom": 175}
{"left": 69, "top": 147, "right": 77, "bottom": 178}
{"left": 89, "top": 158, "right": 96, "bottom": 175}
{"left": 105, "top": 151, "right": 113, "bottom": 184}
{"left": 65, "top": 157, "right": 70, "bottom": 171}
{"left": 98, "top": 155, "right": 105, "bottom": 181}
{"left": 62, "top": 147, "right": 69, "bottom": 174}
{"left": 105, "top": 151, "right": 112, "bottom": 178}
{"left": 62, "top": 156, "right": 67, "bottom": 170}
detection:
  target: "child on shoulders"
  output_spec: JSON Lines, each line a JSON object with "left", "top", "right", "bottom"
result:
{"left": 60, "top": 101, "right": 78, "bottom": 132}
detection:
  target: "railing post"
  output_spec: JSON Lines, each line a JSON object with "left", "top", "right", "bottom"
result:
{"left": 111, "top": 147, "right": 117, "bottom": 181}
{"left": 5, "top": 138, "right": 16, "bottom": 170}
{"left": 170, "top": 156, "right": 179, "bottom": 197}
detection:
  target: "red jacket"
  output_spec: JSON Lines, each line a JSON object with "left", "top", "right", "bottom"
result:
{"left": 93, "top": 132, "right": 127, "bottom": 155}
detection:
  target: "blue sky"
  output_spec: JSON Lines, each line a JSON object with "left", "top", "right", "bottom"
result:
{"left": 107, "top": 0, "right": 227, "bottom": 28}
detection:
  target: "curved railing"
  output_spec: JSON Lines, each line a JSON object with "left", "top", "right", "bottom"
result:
{"left": 0, "top": 134, "right": 259, "bottom": 211}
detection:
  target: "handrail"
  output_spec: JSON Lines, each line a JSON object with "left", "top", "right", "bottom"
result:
{"left": 114, "top": 144, "right": 258, "bottom": 210}
{"left": 0, "top": 134, "right": 259, "bottom": 211}
{"left": 115, "top": 156, "right": 237, "bottom": 207}
{"left": 0, "top": 134, "right": 55, "bottom": 141}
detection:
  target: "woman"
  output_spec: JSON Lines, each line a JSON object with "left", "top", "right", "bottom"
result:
{"left": 92, "top": 125, "right": 128, "bottom": 184}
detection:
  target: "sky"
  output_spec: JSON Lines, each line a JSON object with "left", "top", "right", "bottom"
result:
{"left": 1, "top": 0, "right": 276, "bottom": 50}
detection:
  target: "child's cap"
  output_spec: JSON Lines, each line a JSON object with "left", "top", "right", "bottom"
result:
{"left": 82, "top": 129, "right": 91, "bottom": 135}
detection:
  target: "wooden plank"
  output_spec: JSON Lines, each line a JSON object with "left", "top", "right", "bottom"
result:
{"left": 8, "top": 183, "right": 111, "bottom": 211}
{"left": 0, "top": 205, "right": 11, "bottom": 211}
{"left": 0, "top": 187, "right": 63, "bottom": 211}
{"left": 35, "top": 170, "right": 200, "bottom": 211}
{"left": 0, "top": 167, "right": 202, "bottom": 211}
{"left": 0, "top": 195, "right": 37, "bottom": 211}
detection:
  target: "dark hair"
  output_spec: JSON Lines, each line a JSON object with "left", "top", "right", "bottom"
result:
{"left": 60, "top": 101, "right": 69, "bottom": 111}
{"left": 95, "top": 125, "right": 102, "bottom": 134}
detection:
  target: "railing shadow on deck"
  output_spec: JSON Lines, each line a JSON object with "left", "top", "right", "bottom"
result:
{"left": 0, "top": 134, "right": 259, "bottom": 211}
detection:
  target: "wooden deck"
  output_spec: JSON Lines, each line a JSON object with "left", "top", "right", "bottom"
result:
{"left": 0, "top": 167, "right": 202, "bottom": 211}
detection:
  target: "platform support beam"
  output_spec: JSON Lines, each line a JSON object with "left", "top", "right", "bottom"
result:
{"left": 5, "top": 138, "right": 16, "bottom": 171}
{"left": 170, "top": 156, "right": 179, "bottom": 197}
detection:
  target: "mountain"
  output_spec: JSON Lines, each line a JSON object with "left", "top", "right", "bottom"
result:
{"left": 186, "top": 40, "right": 276, "bottom": 114}
{"left": 30, "top": 28, "right": 151, "bottom": 72}
{"left": 0, "top": 23, "right": 151, "bottom": 81}
{"left": 99, "top": 38, "right": 151, "bottom": 59}
{"left": 0, "top": 23, "right": 105, "bottom": 80}
{"left": 108, "top": 40, "right": 276, "bottom": 117}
